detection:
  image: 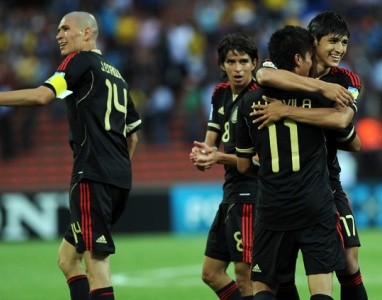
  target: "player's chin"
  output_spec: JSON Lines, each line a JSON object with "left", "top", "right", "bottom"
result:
{"left": 60, "top": 48, "right": 71, "bottom": 56}
{"left": 327, "top": 59, "right": 341, "bottom": 67}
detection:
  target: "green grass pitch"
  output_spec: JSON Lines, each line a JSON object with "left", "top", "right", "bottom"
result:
{"left": 0, "top": 229, "right": 380, "bottom": 299}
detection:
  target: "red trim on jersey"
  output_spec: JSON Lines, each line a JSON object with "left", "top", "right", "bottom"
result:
{"left": 341, "top": 68, "right": 361, "bottom": 88}
{"left": 80, "top": 181, "right": 92, "bottom": 251}
{"left": 212, "top": 81, "right": 230, "bottom": 97}
{"left": 248, "top": 81, "right": 260, "bottom": 91}
{"left": 212, "top": 81, "right": 259, "bottom": 97}
{"left": 57, "top": 52, "right": 77, "bottom": 71}
{"left": 336, "top": 211, "right": 345, "bottom": 250}
{"left": 242, "top": 204, "right": 253, "bottom": 263}
{"left": 332, "top": 67, "right": 361, "bottom": 89}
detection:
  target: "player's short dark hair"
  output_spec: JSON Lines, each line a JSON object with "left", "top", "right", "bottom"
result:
{"left": 268, "top": 25, "right": 314, "bottom": 71}
{"left": 308, "top": 11, "right": 350, "bottom": 41}
{"left": 217, "top": 32, "right": 259, "bottom": 65}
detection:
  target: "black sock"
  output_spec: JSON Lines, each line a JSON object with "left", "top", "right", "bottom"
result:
{"left": 276, "top": 281, "right": 300, "bottom": 300}
{"left": 242, "top": 296, "right": 254, "bottom": 299}
{"left": 216, "top": 280, "right": 241, "bottom": 300}
{"left": 89, "top": 286, "right": 114, "bottom": 299}
{"left": 67, "top": 275, "right": 89, "bottom": 300}
{"left": 337, "top": 269, "right": 368, "bottom": 300}
{"left": 310, "top": 295, "right": 333, "bottom": 300}
{"left": 254, "top": 291, "right": 276, "bottom": 300}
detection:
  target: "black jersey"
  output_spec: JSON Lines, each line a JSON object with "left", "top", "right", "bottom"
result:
{"left": 320, "top": 67, "right": 362, "bottom": 189}
{"left": 207, "top": 79, "right": 259, "bottom": 203}
{"left": 44, "top": 51, "right": 142, "bottom": 189}
{"left": 236, "top": 87, "right": 335, "bottom": 230}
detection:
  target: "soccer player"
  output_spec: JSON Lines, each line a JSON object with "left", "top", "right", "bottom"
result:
{"left": 0, "top": 11, "right": 142, "bottom": 300}
{"left": 189, "top": 32, "right": 260, "bottom": 299}
{"left": 236, "top": 25, "right": 349, "bottom": 300}
{"left": 253, "top": 11, "right": 368, "bottom": 300}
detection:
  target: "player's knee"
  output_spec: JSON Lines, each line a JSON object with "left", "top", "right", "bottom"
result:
{"left": 57, "top": 255, "right": 64, "bottom": 270}
{"left": 57, "top": 249, "right": 82, "bottom": 276}
{"left": 343, "top": 247, "right": 360, "bottom": 274}
{"left": 344, "top": 259, "right": 359, "bottom": 274}
{"left": 201, "top": 268, "right": 216, "bottom": 286}
{"left": 57, "top": 253, "right": 71, "bottom": 275}
{"left": 202, "top": 266, "right": 228, "bottom": 287}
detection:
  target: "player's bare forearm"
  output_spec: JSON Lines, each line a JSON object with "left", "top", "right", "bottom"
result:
{"left": 237, "top": 157, "right": 258, "bottom": 177}
{"left": 256, "top": 67, "right": 353, "bottom": 107}
{"left": 283, "top": 106, "right": 352, "bottom": 129}
{"left": 214, "top": 152, "right": 237, "bottom": 165}
{"left": 127, "top": 132, "right": 138, "bottom": 158}
{"left": 256, "top": 68, "right": 307, "bottom": 91}
{"left": 0, "top": 86, "right": 55, "bottom": 106}
{"left": 193, "top": 149, "right": 235, "bottom": 168}
{"left": 252, "top": 96, "right": 354, "bottom": 130}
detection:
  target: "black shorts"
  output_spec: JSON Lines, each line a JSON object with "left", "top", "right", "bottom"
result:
{"left": 205, "top": 203, "right": 254, "bottom": 263}
{"left": 64, "top": 180, "right": 130, "bottom": 254}
{"left": 334, "top": 188, "right": 361, "bottom": 247}
{"left": 251, "top": 213, "right": 345, "bottom": 285}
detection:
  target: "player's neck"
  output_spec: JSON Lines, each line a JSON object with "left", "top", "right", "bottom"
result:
{"left": 230, "top": 79, "right": 252, "bottom": 95}
{"left": 313, "top": 64, "right": 331, "bottom": 79}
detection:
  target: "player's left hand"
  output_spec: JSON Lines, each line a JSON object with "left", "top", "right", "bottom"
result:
{"left": 321, "top": 81, "right": 354, "bottom": 107}
{"left": 250, "top": 96, "right": 287, "bottom": 129}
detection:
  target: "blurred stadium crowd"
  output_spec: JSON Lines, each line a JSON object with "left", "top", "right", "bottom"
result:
{"left": 0, "top": 0, "right": 381, "bottom": 180}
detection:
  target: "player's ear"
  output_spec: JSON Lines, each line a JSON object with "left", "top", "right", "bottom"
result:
{"left": 83, "top": 27, "right": 92, "bottom": 41}
{"left": 313, "top": 37, "right": 319, "bottom": 48}
{"left": 294, "top": 53, "right": 302, "bottom": 66}
{"left": 220, "top": 64, "right": 226, "bottom": 72}
{"left": 251, "top": 58, "right": 258, "bottom": 70}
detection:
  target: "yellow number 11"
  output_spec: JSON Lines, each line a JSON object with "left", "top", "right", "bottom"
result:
{"left": 268, "top": 119, "right": 300, "bottom": 173}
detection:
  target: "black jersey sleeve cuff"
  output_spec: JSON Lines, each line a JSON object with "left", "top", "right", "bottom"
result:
{"left": 337, "top": 123, "right": 356, "bottom": 145}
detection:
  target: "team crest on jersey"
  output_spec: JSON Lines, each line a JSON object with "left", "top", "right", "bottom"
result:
{"left": 231, "top": 107, "right": 238, "bottom": 123}
{"left": 348, "top": 87, "right": 359, "bottom": 100}
{"left": 218, "top": 106, "right": 224, "bottom": 115}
